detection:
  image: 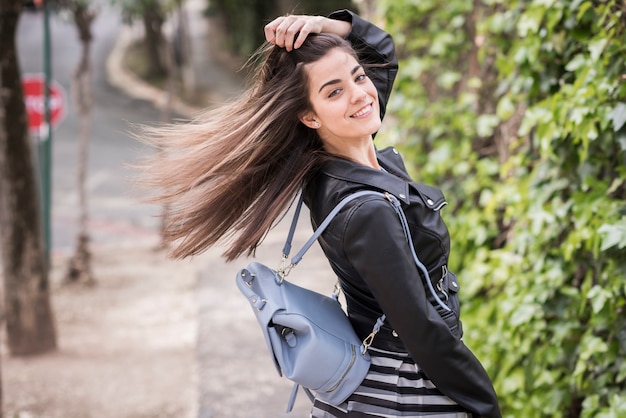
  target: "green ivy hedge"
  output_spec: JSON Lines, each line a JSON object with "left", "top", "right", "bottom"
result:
{"left": 379, "top": 0, "right": 626, "bottom": 416}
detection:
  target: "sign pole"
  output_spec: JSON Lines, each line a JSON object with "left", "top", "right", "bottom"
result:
{"left": 42, "top": 0, "right": 52, "bottom": 268}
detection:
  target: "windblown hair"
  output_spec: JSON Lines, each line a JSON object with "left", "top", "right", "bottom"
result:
{"left": 137, "top": 33, "right": 358, "bottom": 261}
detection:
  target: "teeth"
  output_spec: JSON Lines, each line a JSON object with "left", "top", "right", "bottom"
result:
{"left": 352, "top": 104, "right": 371, "bottom": 118}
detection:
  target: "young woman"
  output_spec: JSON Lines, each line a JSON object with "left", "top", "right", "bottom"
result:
{"left": 140, "top": 9, "right": 501, "bottom": 418}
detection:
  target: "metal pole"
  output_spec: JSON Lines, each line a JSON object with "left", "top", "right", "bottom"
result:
{"left": 42, "top": 0, "right": 52, "bottom": 268}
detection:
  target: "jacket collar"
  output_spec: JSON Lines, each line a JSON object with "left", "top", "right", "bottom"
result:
{"left": 319, "top": 147, "right": 412, "bottom": 205}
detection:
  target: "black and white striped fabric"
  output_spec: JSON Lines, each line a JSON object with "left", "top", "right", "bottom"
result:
{"left": 311, "top": 348, "right": 471, "bottom": 417}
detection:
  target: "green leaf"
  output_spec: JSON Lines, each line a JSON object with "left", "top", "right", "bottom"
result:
{"left": 510, "top": 303, "right": 539, "bottom": 326}
{"left": 598, "top": 222, "right": 626, "bottom": 250}
{"left": 609, "top": 103, "right": 626, "bottom": 132}
{"left": 496, "top": 96, "right": 516, "bottom": 120}
{"left": 589, "top": 38, "right": 608, "bottom": 62}
{"left": 587, "top": 285, "right": 611, "bottom": 314}
{"left": 618, "top": 131, "right": 626, "bottom": 151}
{"left": 565, "top": 54, "right": 587, "bottom": 72}
{"left": 574, "top": 0, "right": 592, "bottom": 20}
{"left": 579, "top": 334, "right": 609, "bottom": 363}
{"left": 517, "top": 7, "right": 544, "bottom": 38}
{"left": 476, "top": 114, "right": 500, "bottom": 137}
{"left": 437, "top": 71, "right": 462, "bottom": 89}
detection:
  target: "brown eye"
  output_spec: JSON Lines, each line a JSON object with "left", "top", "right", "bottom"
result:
{"left": 328, "top": 88, "right": 342, "bottom": 98}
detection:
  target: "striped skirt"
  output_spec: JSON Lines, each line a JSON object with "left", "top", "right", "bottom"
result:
{"left": 311, "top": 348, "right": 471, "bottom": 417}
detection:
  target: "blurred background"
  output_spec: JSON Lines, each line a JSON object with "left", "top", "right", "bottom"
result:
{"left": 1, "top": 0, "right": 625, "bottom": 417}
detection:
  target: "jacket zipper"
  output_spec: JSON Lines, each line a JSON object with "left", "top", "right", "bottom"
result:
{"left": 432, "top": 200, "right": 447, "bottom": 211}
{"left": 436, "top": 265, "right": 449, "bottom": 302}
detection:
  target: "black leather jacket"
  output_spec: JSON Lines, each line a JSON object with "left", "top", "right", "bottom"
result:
{"left": 303, "top": 10, "right": 501, "bottom": 417}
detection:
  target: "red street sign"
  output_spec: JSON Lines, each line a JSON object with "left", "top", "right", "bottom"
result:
{"left": 22, "top": 73, "right": 66, "bottom": 135}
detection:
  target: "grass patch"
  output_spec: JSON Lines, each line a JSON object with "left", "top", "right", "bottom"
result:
{"left": 122, "top": 40, "right": 167, "bottom": 90}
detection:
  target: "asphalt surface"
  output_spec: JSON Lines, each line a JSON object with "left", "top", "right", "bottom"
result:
{"left": 15, "top": 2, "right": 338, "bottom": 417}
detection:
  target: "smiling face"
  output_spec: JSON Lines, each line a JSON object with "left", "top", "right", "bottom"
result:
{"left": 300, "top": 48, "right": 381, "bottom": 154}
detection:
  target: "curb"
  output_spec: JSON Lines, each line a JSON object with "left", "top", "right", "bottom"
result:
{"left": 105, "top": 24, "right": 202, "bottom": 118}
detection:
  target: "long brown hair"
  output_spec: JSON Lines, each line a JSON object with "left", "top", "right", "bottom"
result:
{"left": 137, "top": 33, "right": 358, "bottom": 261}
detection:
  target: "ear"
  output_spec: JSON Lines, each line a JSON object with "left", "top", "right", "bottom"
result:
{"left": 299, "top": 112, "right": 320, "bottom": 129}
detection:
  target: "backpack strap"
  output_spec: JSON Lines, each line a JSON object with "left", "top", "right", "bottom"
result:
{"left": 280, "top": 189, "right": 450, "bottom": 411}
{"left": 283, "top": 189, "right": 450, "bottom": 313}
{"left": 281, "top": 190, "right": 390, "bottom": 267}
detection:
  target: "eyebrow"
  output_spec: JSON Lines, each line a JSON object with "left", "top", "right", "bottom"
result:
{"left": 318, "top": 65, "right": 363, "bottom": 94}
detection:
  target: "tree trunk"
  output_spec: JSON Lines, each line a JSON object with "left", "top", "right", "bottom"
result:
{"left": 0, "top": 0, "right": 57, "bottom": 356}
{"left": 174, "top": 1, "right": 194, "bottom": 101}
{"left": 65, "top": 3, "right": 95, "bottom": 284}
{"left": 155, "top": 6, "right": 180, "bottom": 250}
{"left": 142, "top": 3, "right": 166, "bottom": 79}
{"left": 0, "top": 19, "right": 4, "bottom": 417}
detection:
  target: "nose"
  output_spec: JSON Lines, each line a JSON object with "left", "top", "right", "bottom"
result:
{"left": 350, "top": 85, "right": 368, "bottom": 104}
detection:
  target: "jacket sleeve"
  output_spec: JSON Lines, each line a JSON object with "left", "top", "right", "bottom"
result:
{"left": 341, "top": 196, "right": 501, "bottom": 418}
{"left": 328, "top": 10, "right": 398, "bottom": 122}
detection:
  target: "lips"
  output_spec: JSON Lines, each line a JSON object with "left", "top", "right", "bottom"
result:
{"left": 351, "top": 103, "right": 373, "bottom": 118}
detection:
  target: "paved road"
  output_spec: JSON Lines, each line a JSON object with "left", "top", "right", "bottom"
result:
{"left": 18, "top": 7, "right": 166, "bottom": 255}
{"left": 17, "top": 5, "right": 336, "bottom": 417}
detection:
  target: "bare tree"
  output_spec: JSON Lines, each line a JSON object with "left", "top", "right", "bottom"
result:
{"left": 57, "top": 0, "right": 98, "bottom": 284}
{"left": 155, "top": 0, "right": 193, "bottom": 248}
{"left": 0, "top": 0, "right": 57, "bottom": 356}
{"left": 115, "top": 0, "right": 167, "bottom": 78}
{"left": 0, "top": 24, "right": 4, "bottom": 415}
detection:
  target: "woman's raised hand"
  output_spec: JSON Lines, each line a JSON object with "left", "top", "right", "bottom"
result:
{"left": 264, "top": 15, "right": 351, "bottom": 52}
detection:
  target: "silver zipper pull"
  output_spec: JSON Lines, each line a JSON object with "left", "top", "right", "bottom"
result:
{"left": 436, "top": 265, "right": 449, "bottom": 302}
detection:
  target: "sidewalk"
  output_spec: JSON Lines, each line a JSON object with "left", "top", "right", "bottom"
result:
{"left": 3, "top": 2, "right": 332, "bottom": 417}
{"left": 3, "top": 243, "right": 199, "bottom": 418}
{"left": 166, "top": 6, "right": 339, "bottom": 415}
{"left": 196, "top": 208, "right": 337, "bottom": 418}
